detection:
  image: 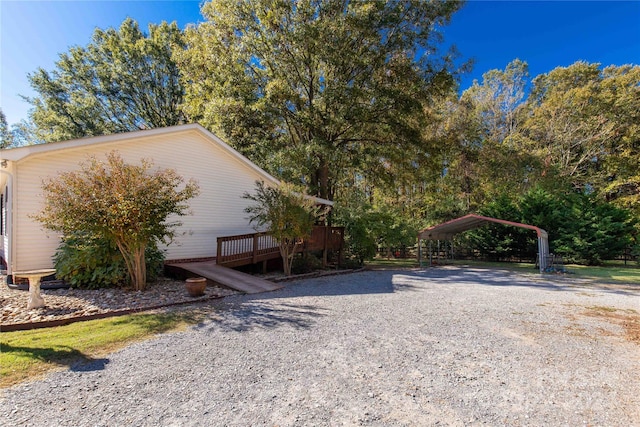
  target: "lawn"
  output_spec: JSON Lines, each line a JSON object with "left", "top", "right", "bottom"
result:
{"left": 365, "top": 257, "right": 420, "bottom": 269}
{"left": 0, "top": 311, "right": 203, "bottom": 388}
{"left": 563, "top": 263, "right": 640, "bottom": 284}
{"left": 366, "top": 257, "right": 640, "bottom": 284}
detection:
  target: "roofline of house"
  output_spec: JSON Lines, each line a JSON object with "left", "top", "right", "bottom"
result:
{"left": 0, "top": 123, "right": 334, "bottom": 206}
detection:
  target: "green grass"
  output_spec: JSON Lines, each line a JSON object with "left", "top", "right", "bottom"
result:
{"left": 449, "top": 259, "right": 538, "bottom": 274}
{"left": 1, "top": 311, "right": 203, "bottom": 388}
{"left": 365, "top": 257, "right": 420, "bottom": 269}
{"left": 562, "top": 264, "right": 640, "bottom": 284}
{"left": 370, "top": 257, "right": 640, "bottom": 284}
{"left": 452, "top": 259, "right": 640, "bottom": 283}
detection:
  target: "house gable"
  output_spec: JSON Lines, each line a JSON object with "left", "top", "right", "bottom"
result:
{"left": 2, "top": 124, "right": 297, "bottom": 271}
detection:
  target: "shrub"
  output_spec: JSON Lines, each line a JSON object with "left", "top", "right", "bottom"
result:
{"left": 34, "top": 151, "right": 199, "bottom": 290}
{"left": 54, "top": 233, "right": 165, "bottom": 289}
{"left": 244, "top": 181, "right": 326, "bottom": 276}
{"left": 291, "top": 253, "right": 323, "bottom": 275}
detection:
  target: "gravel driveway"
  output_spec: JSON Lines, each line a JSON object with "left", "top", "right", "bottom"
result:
{"left": 2, "top": 267, "right": 639, "bottom": 426}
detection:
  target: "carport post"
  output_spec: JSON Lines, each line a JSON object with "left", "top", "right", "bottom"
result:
{"left": 537, "top": 231, "right": 549, "bottom": 273}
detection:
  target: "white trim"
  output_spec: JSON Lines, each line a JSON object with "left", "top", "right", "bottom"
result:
{"left": 0, "top": 169, "right": 14, "bottom": 275}
{"left": 1, "top": 123, "right": 280, "bottom": 182}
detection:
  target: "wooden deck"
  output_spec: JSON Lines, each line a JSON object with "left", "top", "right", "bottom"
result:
{"left": 166, "top": 260, "right": 283, "bottom": 294}
{"left": 216, "top": 226, "right": 344, "bottom": 268}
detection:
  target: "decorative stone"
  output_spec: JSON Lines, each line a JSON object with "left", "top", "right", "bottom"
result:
{"left": 1, "top": 276, "right": 239, "bottom": 327}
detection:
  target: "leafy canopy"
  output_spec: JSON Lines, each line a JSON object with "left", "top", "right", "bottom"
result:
{"left": 177, "top": 0, "right": 463, "bottom": 200}
{"left": 27, "top": 18, "right": 186, "bottom": 142}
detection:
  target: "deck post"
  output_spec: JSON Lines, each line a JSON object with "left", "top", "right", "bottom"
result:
{"left": 252, "top": 234, "right": 259, "bottom": 264}
{"left": 216, "top": 238, "right": 223, "bottom": 265}
{"left": 322, "top": 226, "right": 329, "bottom": 267}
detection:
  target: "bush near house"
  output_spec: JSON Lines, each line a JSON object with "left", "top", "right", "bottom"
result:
{"left": 33, "top": 151, "right": 199, "bottom": 290}
{"left": 53, "top": 233, "right": 164, "bottom": 289}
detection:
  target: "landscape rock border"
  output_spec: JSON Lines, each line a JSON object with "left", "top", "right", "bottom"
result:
{"left": 1, "top": 268, "right": 364, "bottom": 332}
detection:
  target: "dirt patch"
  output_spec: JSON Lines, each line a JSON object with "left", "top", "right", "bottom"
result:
{"left": 582, "top": 306, "right": 640, "bottom": 344}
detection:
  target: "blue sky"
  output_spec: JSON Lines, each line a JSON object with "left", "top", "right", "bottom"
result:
{"left": 1, "top": 0, "right": 639, "bottom": 126}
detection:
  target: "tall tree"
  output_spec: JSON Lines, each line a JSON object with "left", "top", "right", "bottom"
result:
{"left": 0, "top": 108, "right": 11, "bottom": 148}
{"left": 521, "top": 62, "right": 639, "bottom": 191}
{"left": 599, "top": 65, "right": 640, "bottom": 219}
{"left": 464, "top": 59, "right": 529, "bottom": 144}
{"left": 177, "top": 0, "right": 463, "bottom": 200}
{"left": 27, "top": 18, "right": 186, "bottom": 142}
{"left": 442, "top": 60, "right": 537, "bottom": 203}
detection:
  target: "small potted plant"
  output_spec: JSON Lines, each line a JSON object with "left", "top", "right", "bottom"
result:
{"left": 185, "top": 277, "right": 207, "bottom": 297}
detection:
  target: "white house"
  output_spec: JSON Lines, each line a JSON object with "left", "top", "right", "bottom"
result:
{"left": 0, "top": 123, "right": 331, "bottom": 277}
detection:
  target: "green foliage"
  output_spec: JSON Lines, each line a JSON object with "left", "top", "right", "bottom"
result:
{"left": 243, "top": 181, "right": 325, "bottom": 275}
{"left": 333, "top": 199, "right": 418, "bottom": 266}
{"left": 291, "top": 253, "right": 324, "bottom": 275}
{"left": 33, "top": 151, "right": 199, "bottom": 290}
{"left": 464, "top": 59, "right": 529, "bottom": 144}
{"left": 0, "top": 108, "right": 11, "bottom": 149}
{"left": 461, "top": 188, "right": 635, "bottom": 265}
{"left": 27, "top": 18, "right": 186, "bottom": 142}
{"left": 177, "top": 0, "right": 462, "bottom": 200}
{"left": 554, "top": 194, "right": 634, "bottom": 265}
{"left": 335, "top": 204, "right": 380, "bottom": 266}
{"left": 53, "top": 233, "right": 164, "bottom": 289}
{"left": 465, "top": 194, "right": 532, "bottom": 261}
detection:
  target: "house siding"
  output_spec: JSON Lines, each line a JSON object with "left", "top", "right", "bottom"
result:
{"left": 13, "top": 129, "right": 269, "bottom": 271}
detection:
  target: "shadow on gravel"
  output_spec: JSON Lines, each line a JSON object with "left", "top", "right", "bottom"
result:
{"left": 199, "top": 268, "right": 639, "bottom": 333}
{"left": 198, "top": 271, "right": 422, "bottom": 333}
{"left": 200, "top": 300, "right": 328, "bottom": 332}
{"left": 401, "top": 267, "right": 640, "bottom": 297}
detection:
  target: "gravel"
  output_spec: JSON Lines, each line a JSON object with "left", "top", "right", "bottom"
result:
{"left": 2, "top": 266, "right": 639, "bottom": 426}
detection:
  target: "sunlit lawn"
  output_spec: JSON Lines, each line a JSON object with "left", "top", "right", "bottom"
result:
{"left": 365, "top": 257, "right": 420, "bottom": 269}
{"left": 0, "top": 311, "right": 204, "bottom": 388}
{"left": 563, "top": 263, "right": 640, "bottom": 284}
{"left": 366, "top": 257, "right": 639, "bottom": 284}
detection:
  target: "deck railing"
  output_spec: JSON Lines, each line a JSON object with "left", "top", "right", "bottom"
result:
{"left": 217, "top": 226, "right": 344, "bottom": 268}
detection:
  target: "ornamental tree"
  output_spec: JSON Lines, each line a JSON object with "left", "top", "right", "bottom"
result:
{"left": 33, "top": 151, "right": 199, "bottom": 290}
{"left": 243, "top": 181, "right": 325, "bottom": 276}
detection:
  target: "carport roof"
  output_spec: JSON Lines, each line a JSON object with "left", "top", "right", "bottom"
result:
{"left": 418, "top": 214, "right": 547, "bottom": 240}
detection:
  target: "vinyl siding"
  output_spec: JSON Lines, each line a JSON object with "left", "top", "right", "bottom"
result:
{"left": 13, "top": 129, "right": 270, "bottom": 271}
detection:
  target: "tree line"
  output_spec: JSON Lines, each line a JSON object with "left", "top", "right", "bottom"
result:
{"left": 2, "top": 0, "right": 638, "bottom": 265}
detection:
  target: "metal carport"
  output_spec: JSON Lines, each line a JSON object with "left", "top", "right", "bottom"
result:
{"left": 417, "top": 214, "right": 550, "bottom": 273}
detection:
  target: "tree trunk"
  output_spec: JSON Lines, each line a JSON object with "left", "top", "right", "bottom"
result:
{"left": 280, "top": 240, "right": 301, "bottom": 276}
{"left": 280, "top": 243, "right": 292, "bottom": 276}
{"left": 132, "top": 246, "right": 147, "bottom": 291}
{"left": 312, "top": 157, "right": 331, "bottom": 201}
{"left": 117, "top": 240, "right": 147, "bottom": 290}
